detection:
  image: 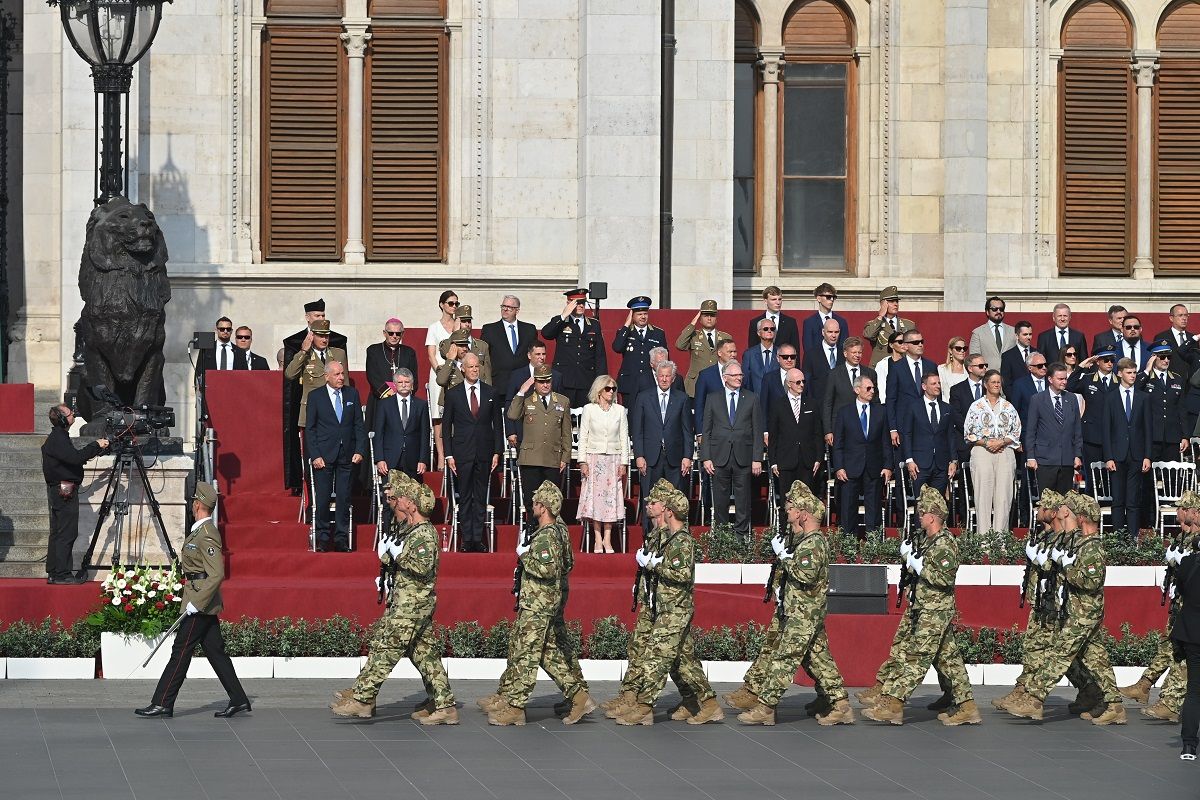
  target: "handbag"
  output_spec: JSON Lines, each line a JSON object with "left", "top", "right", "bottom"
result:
{"left": 58, "top": 481, "right": 78, "bottom": 499}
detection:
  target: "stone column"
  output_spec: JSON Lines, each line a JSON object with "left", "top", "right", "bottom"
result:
{"left": 757, "top": 49, "right": 783, "bottom": 276}
{"left": 1131, "top": 57, "right": 1159, "bottom": 279}
{"left": 341, "top": 24, "right": 371, "bottom": 265}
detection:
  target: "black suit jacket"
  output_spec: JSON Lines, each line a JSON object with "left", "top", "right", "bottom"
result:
{"left": 802, "top": 342, "right": 839, "bottom": 406}
{"left": 365, "top": 342, "right": 419, "bottom": 399}
{"left": 374, "top": 393, "right": 431, "bottom": 475}
{"left": 1102, "top": 384, "right": 1152, "bottom": 464}
{"left": 1091, "top": 329, "right": 1124, "bottom": 358}
{"left": 1171, "top": 553, "right": 1200, "bottom": 645}
{"left": 540, "top": 314, "right": 607, "bottom": 390}
{"left": 1137, "top": 370, "right": 1189, "bottom": 445}
{"left": 481, "top": 319, "right": 538, "bottom": 399}
{"left": 1000, "top": 346, "right": 1035, "bottom": 395}
{"left": 1010, "top": 375, "right": 1041, "bottom": 424}
{"left": 822, "top": 361, "right": 878, "bottom": 438}
{"left": 767, "top": 392, "right": 823, "bottom": 472}
{"left": 949, "top": 379, "right": 983, "bottom": 459}
{"left": 441, "top": 381, "right": 503, "bottom": 463}
{"left": 831, "top": 402, "right": 892, "bottom": 479}
{"left": 758, "top": 368, "right": 789, "bottom": 417}
{"left": 1036, "top": 327, "right": 1088, "bottom": 364}
{"left": 305, "top": 385, "right": 367, "bottom": 465}
{"left": 885, "top": 356, "right": 938, "bottom": 433}
{"left": 630, "top": 387, "right": 693, "bottom": 468}
{"left": 801, "top": 311, "right": 849, "bottom": 357}
{"left": 700, "top": 388, "right": 764, "bottom": 468}
{"left": 232, "top": 349, "right": 270, "bottom": 370}
{"left": 900, "top": 398, "right": 958, "bottom": 473}
{"left": 746, "top": 312, "right": 800, "bottom": 353}
{"left": 1072, "top": 370, "right": 1117, "bottom": 447}
{"left": 196, "top": 342, "right": 242, "bottom": 376}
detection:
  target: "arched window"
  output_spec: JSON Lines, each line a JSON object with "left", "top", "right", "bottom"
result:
{"left": 1058, "top": 0, "right": 1134, "bottom": 275}
{"left": 733, "top": 1, "right": 760, "bottom": 273}
{"left": 780, "top": 0, "right": 855, "bottom": 272}
{"left": 1155, "top": 1, "right": 1200, "bottom": 273}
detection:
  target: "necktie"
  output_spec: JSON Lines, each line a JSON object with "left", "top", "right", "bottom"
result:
{"left": 860, "top": 405, "right": 868, "bottom": 437}
{"left": 509, "top": 324, "right": 518, "bottom": 353}
{"left": 1053, "top": 394, "right": 1063, "bottom": 424}
{"left": 1124, "top": 389, "right": 1132, "bottom": 421}
{"left": 400, "top": 397, "right": 408, "bottom": 428}
{"left": 1160, "top": 372, "right": 1168, "bottom": 390}
{"left": 660, "top": 393, "right": 668, "bottom": 423}
{"left": 1036, "top": 379, "right": 1043, "bottom": 393}
{"left": 1102, "top": 376, "right": 1109, "bottom": 388}
{"left": 929, "top": 401, "right": 938, "bottom": 427}
{"left": 219, "top": 344, "right": 228, "bottom": 371}
{"left": 851, "top": 366, "right": 858, "bottom": 384}
{"left": 828, "top": 347, "right": 836, "bottom": 369}
{"left": 318, "top": 350, "right": 326, "bottom": 364}
{"left": 888, "top": 318, "right": 897, "bottom": 332}
{"left": 1180, "top": 331, "right": 1187, "bottom": 348}
{"left": 639, "top": 328, "right": 646, "bottom": 340}
{"left": 334, "top": 389, "right": 343, "bottom": 422}
{"left": 763, "top": 349, "right": 770, "bottom": 369}
{"left": 543, "top": 395, "right": 549, "bottom": 410}
{"left": 576, "top": 317, "right": 585, "bottom": 336}
{"left": 994, "top": 325, "right": 1003, "bottom": 356}
{"left": 913, "top": 362, "right": 921, "bottom": 387}
{"left": 729, "top": 391, "right": 737, "bottom": 424}
{"left": 703, "top": 331, "right": 712, "bottom": 349}
{"left": 973, "top": 382, "right": 981, "bottom": 401}
{"left": 470, "top": 385, "right": 479, "bottom": 417}
{"left": 792, "top": 396, "right": 801, "bottom": 423}
{"left": 1022, "top": 347, "right": 1028, "bottom": 363}
{"left": 1059, "top": 329, "right": 1067, "bottom": 350}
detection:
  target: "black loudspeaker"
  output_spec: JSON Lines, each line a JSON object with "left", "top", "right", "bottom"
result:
{"left": 826, "top": 564, "right": 888, "bottom": 614}
{"left": 191, "top": 332, "right": 215, "bottom": 351}
{"left": 588, "top": 282, "right": 608, "bottom": 301}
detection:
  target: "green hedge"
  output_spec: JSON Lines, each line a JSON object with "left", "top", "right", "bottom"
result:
{"left": 0, "top": 618, "right": 101, "bottom": 658}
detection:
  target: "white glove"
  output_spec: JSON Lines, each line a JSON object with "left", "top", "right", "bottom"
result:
{"left": 1035, "top": 549, "right": 1050, "bottom": 568}
{"left": 376, "top": 537, "right": 389, "bottom": 559}
{"left": 779, "top": 548, "right": 794, "bottom": 561}
{"left": 1167, "top": 547, "right": 1183, "bottom": 566}
{"left": 1170, "top": 584, "right": 1177, "bottom": 600}
{"left": 185, "top": 602, "right": 199, "bottom": 616}
{"left": 771, "top": 536, "right": 786, "bottom": 556}
{"left": 648, "top": 553, "right": 664, "bottom": 569}
{"left": 1165, "top": 545, "right": 1177, "bottom": 565}
{"left": 1050, "top": 546, "right": 1064, "bottom": 562}
{"left": 909, "top": 555, "right": 924, "bottom": 576}
{"left": 774, "top": 586, "right": 781, "bottom": 603}
{"left": 1038, "top": 578, "right": 1048, "bottom": 594}
{"left": 1060, "top": 553, "right": 1077, "bottom": 568}
{"left": 635, "top": 549, "right": 650, "bottom": 568}
{"left": 387, "top": 541, "right": 402, "bottom": 559}
{"left": 900, "top": 540, "right": 913, "bottom": 559}
{"left": 1024, "top": 543, "right": 1039, "bottom": 562}
{"left": 375, "top": 575, "right": 390, "bottom": 596}
{"left": 516, "top": 538, "right": 531, "bottom": 557}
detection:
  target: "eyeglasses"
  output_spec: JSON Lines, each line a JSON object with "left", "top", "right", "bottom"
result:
{"left": 819, "top": 294, "right": 837, "bottom": 300}
{"left": 793, "top": 379, "right": 806, "bottom": 384}
{"left": 1061, "top": 351, "right": 1076, "bottom": 358}
{"left": 500, "top": 305, "right": 519, "bottom": 311}
{"left": 384, "top": 330, "right": 403, "bottom": 337}
{"left": 778, "top": 353, "right": 797, "bottom": 360}
{"left": 951, "top": 345, "right": 966, "bottom": 352}
{"left": 236, "top": 334, "right": 251, "bottom": 340}
{"left": 760, "top": 327, "right": 775, "bottom": 332}
{"left": 602, "top": 386, "right": 616, "bottom": 392}
{"left": 906, "top": 339, "right": 924, "bottom": 346}
{"left": 1124, "top": 324, "right": 1141, "bottom": 330}
{"left": 445, "top": 300, "right": 459, "bottom": 307}
{"left": 216, "top": 327, "right": 232, "bottom": 332}
{"left": 970, "top": 362, "right": 988, "bottom": 369}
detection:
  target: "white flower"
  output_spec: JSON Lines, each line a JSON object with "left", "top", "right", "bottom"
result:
{"left": 111, "top": 596, "right": 122, "bottom": 606}
{"left": 147, "top": 591, "right": 156, "bottom": 598}
{"left": 116, "top": 579, "right": 127, "bottom": 590}
{"left": 173, "top": 596, "right": 182, "bottom": 602}
{"left": 135, "top": 598, "right": 145, "bottom": 606}
{"left": 125, "top": 570, "right": 135, "bottom": 578}
{"left": 123, "top": 590, "right": 132, "bottom": 596}
{"left": 173, "top": 583, "right": 183, "bottom": 591}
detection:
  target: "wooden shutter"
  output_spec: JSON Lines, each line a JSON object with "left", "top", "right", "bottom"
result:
{"left": 1058, "top": 58, "right": 1133, "bottom": 274}
{"left": 369, "top": 0, "right": 444, "bottom": 16}
{"left": 264, "top": 0, "right": 342, "bottom": 17}
{"left": 262, "top": 26, "right": 344, "bottom": 261}
{"left": 365, "top": 28, "right": 446, "bottom": 261}
{"left": 784, "top": 0, "right": 853, "bottom": 57}
{"left": 735, "top": 0, "right": 758, "bottom": 60}
{"left": 1156, "top": 3, "right": 1200, "bottom": 273}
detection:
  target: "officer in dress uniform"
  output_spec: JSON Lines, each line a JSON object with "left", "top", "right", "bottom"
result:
{"left": 675, "top": 299, "right": 729, "bottom": 398}
{"left": 507, "top": 364, "right": 573, "bottom": 522}
{"left": 613, "top": 296, "right": 668, "bottom": 408}
{"left": 284, "top": 320, "right": 349, "bottom": 443}
{"left": 862, "top": 286, "right": 916, "bottom": 367}
{"left": 436, "top": 305, "right": 492, "bottom": 393}
{"left": 135, "top": 483, "right": 251, "bottom": 719}
{"left": 541, "top": 288, "right": 608, "bottom": 409}
{"left": 1071, "top": 345, "right": 1118, "bottom": 485}
{"left": 1140, "top": 339, "right": 1190, "bottom": 462}
{"left": 282, "top": 304, "right": 348, "bottom": 490}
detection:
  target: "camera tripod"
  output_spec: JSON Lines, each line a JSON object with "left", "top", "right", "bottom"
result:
{"left": 77, "top": 442, "right": 178, "bottom": 577}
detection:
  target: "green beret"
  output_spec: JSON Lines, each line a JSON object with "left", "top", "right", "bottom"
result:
{"left": 663, "top": 491, "right": 689, "bottom": 520}
{"left": 1065, "top": 491, "right": 1100, "bottom": 522}
{"left": 916, "top": 485, "right": 948, "bottom": 518}
{"left": 1036, "top": 489, "right": 1063, "bottom": 510}
{"left": 532, "top": 481, "right": 563, "bottom": 517}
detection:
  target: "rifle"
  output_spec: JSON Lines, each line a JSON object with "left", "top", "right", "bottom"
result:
{"left": 1056, "top": 530, "right": 1080, "bottom": 625}
{"left": 375, "top": 517, "right": 406, "bottom": 605}
{"left": 1020, "top": 525, "right": 1045, "bottom": 609}
{"left": 1162, "top": 529, "right": 1185, "bottom": 607}
{"left": 905, "top": 536, "right": 925, "bottom": 625}
{"left": 511, "top": 520, "right": 537, "bottom": 611}
{"left": 647, "top": 527, "right": 686, "bottom": 623}
{"left": 896, "top": 526, "right": 916, "bottom": 609}
{"left": 763, "top": 506, "right": 788, "bottom": 605}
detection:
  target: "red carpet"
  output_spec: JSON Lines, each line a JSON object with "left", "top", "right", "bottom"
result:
{"left": 0, "top": 383, "right": 34, "bottom": 433}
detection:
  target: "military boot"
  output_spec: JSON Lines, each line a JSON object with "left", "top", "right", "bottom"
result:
{"left": 616, "top": 703, "right": 655, "bottom": 726}
{"left": 476, "top": 693, "right": 501, "bottom": 711}
{"left": 488, "top": 704, "right": 526, "bottom": 726}
{"left": 602, "top": 690, "right": 635, "bottom": 714}
{"left": 563, "top": 690, "right": 598, "bottom": 725}
{"left": 686, "top": 697, "right": 725, "bottom": 725}
{"left": 330, "top": 697, "right": 375, "bottom": 719}
{"left": 805, "top": 696, "right": 833, "bottom": 717}
{"left": 411, "top": 699, "right": 434, "bottom": 720}
{"left": 1119, "top": 676, "right": 1152, "bottom": 704}
{"left": 722, "top": 686, "right": 757, "bottom": 710}
{"left": 1142, "top": 701, "right": 1180, "bottom": 722}
{"left": 554, "top": 698, "right": 571, "bottom": 716}
{"left": 1004, "top": 693, "right": 1043, "bottom": 721}
{"left": 1090, "top": 703, "right": 1127, "bottom": 726}
{"left": 816, "top": 699, "right": 855, "bottom": 726}
{"left": 736, "top": 702, "right": 776, "bottom": 726}
{"left": 939, "top": 700, "right": 982, "bottom": 726}
{"left": 605, "top": 694, "right": 638, "bottom": 719}
{"left": 331, "top": 687, "right": 354, "bottom": 703}
{"left": 926, "top": 691, "right": 954, "bottom": 712}
{"left": 855, "top": 682, "right": 883, "bottom": 705}
{"left": 1068, "top": 686, "right": 1102, "bottom": 716}
{"left": 669, "top": 695, "right": 701, "bottom": 721}
{"left": 991, "top": 683, "right": 1023, "bottom": 710}
{"left": 1079, "top": 701, "right": 1108, "bottom": 721}
{"left": 420, "top": 705, "right": 459, "bottom": 726}
{"left": 862, "top": 694, "right": 904, "bottom": 725}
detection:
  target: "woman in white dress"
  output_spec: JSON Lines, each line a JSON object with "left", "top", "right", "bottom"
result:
{"left": 577, "top": 374, "right": 629, "bottom": 553}
{"left": 425, "top": 290, "right": 458, "bottom": 469}
{"left": 939, "top": 336, "right": 968, "bottom": 401}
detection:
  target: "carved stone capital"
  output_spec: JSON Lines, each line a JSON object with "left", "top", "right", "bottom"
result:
{"left": 756, "top": 50, "right": 785, "bottom": 84}
{"left": 341, "top": 29, "right": 372, "bottom": 59}
{"left": 1132, "top": 58, "right": 1159, "bottom": 89}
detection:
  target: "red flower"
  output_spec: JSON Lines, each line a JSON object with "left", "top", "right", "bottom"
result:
{"left": 151, "top": 582, "right": 159, "bottom": 590}
{"left": 164, "top": 593, "right": 174, "bottom": 602}
{"left": 155, "top": 601, "right": 165, "bottom": 610}
{"left": 123, "top": 604, "right": 134, "bottom": 613}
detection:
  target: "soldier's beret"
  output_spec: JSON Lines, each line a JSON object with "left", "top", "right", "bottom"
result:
{"left": 700, "top": 300, "right": 718, "bottom": 314}
{"left": 304, "top": 298, "right": 325, "bottom": 313}
{"left": 309, "top": 320, "right": 332, "bottom": 335}
{"left": 1065, "top": 491, "right": 1100, "bottom": 522}
{"left": 627, "top": 296, "right": 652, "bottom": 310}
{"left": 916, "top": 485, "right": 948, "bottom": 517}
{"left": 1178, "top": 490, "right": 1200, "bottom": 510}
{"left": 534, "top": 364, "right": 553, "bottom": 380}
{"left": 532, "top": 480, "right": 563, "bottom": 516}
{"left": 416, "top": 484, "right": 436, "bottom": 516}
{"left": 664, "top": 490, "right": 689, "bottom": 519}
{"left": 1036, "top": 488, "right": 1064, "bottom": 510}
{"left": 192, "top": 482, "right": 218, "bottom": 510}
{"left": 879, "top": 285, "right": 900, "bottom": 301}
{"left": 455, "top": 304, "right": 473, "bottom": 321}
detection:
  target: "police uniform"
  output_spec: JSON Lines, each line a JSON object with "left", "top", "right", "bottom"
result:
{"left": 675, "top": 299, "right": 729, "bottom": 397}
{"left": 541, "top": 289, "right": 608, "bottom": 408}
{"left": 506, "top": 366, "right": 572, "bottom": 520}
{"left": 1138, "top": 341, "right": 1189, "bottom": 462}
{"left": 1071, "top": 351, "right": 1118, "bottom": 476}
{"left": 136, "top": 484, "right": 250, "bottom": 719}
{"left": 613, "top": 296, "right": 668, "bottom": 406}
{"left": 283, "top": 321, "right": 348, "bottom": 430}
{"left": 435, "top": 305, "right": 492, "bottom": 393}
{"left": 861, "top": 286, "right": 916, "bottom": 367}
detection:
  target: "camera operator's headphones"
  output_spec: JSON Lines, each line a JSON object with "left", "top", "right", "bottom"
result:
{"left": 49, "top": 406, "right": 72, "bottom": 429}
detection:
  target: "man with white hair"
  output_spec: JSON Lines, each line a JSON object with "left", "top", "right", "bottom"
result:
{"left": 482, "top": 295, "right": 537, "bottom": 413}
{"left": 306, "top": 360, "right": 366, "bottom": 552}
{"left": 1037, "top": 303, "right": 1088, "bottom": 363}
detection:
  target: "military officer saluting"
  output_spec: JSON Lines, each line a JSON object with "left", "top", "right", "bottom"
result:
{"left": 1139, "top": 339, "right": 1190, "bottom": 462}
{"left": 613, "top": 296, "right": 667, "bottom": 407}
{"left": 507, "top": 364, "right": 573, "bottom": 522}
{"left": 541, "top": 288, "right": 608, "bottom": 409}
{"left": 676, "top": 300, "right": 729, "bottom": 397}
{"left": 437, "top": 305, "right": 492, "bottom": 393}
{"left": 862, "top": 286, "right": 916, "bottom": 367}
{"left": 284, "top": 319, "right": 348, "bottom": 437}
{"left": 136, "top": 483, "right": 251, "bottom": 719}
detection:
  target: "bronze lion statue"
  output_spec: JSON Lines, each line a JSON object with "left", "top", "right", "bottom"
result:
{"left": 77, "top": 197, "right": 172, "bottom": 423}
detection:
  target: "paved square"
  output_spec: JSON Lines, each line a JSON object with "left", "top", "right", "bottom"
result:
{"left": 0, "top": 680, "right": 1191, "bottom": 800}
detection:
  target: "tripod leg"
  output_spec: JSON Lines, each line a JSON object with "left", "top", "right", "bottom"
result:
{"left": 134, "top": 456, "right": 179, "bottom": 566}
{"left": 76, "top": 459, "right": 123, "bottom": 578}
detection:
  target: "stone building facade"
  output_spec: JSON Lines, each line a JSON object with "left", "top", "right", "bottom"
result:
{"left": 7, "top": 0, "right": 1200, "bottom": 438}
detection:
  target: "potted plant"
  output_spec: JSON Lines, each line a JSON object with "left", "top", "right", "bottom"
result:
{"left": 88, "top": 564, "right": 185, "bottom": 678}
{"left": 1, "top": 618, "right": 98, "bottom": 679}
{"left": 271, "top": 616, "right": 368, "bottom": 678}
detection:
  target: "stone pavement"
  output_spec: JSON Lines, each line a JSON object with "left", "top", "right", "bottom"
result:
{"left": 0, "top": 679, "right": 1192, "bottom": 800}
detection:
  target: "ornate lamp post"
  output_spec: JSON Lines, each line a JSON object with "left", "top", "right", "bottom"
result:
{"left": 49, "top": 0, "right": 170, "bottom": 204}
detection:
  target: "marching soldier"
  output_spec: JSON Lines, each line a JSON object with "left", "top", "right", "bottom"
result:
{"left": 676, "top": 300, "right": 729, "bottom": 397}
{"left": 1004, "top": 492, "right": 1126, "bottom": 724}
{"left": 613, "top": 296, "right": 667, "bottom": 408}
{"left": 437, "top": 306, "right": 492, "bottom": 391}
{"left": 541, "top": 288, "right": 608, "bottom": 409}
{"left": 284, "top": 320, "right": 348, "bottom": 440}
{"left": 862, "top": 286, "right": 916, "bottom": 367}
{"left": 136, "top": 483, "right": 251, "bottom": 719}
{"left": 615, "top": 489, "right": 724, "bottom": 725}
{"left": 506, "top": 364, "right": 572, "bottom": 522}
{"left": 863, "top": 485, "right": 980, "bottom": 726}
{"left": 736, "top": 481, "right": 853, "bottom": 726}
{"left": 486, "top": 481, "right": 597, "bottom": 726}
{"left": 331, "top": 473, "right": 457, "bottom": 723}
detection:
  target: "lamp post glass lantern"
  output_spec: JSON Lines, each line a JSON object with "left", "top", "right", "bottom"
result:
{"left": 49, "top": 0, "right": 169, "bottom": 203}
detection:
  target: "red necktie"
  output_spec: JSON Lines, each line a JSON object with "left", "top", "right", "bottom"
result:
{"left": 470, "top": 385, "right": 479, "bottom": 418}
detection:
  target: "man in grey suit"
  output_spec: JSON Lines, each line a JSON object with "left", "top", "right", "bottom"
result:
{"left": 630, "top": 360, "right": 694, "bottom": 522}
{"left": 968, "top": 295, "right": 1016, "bottom": 370}
{"left": 822, "top": 336, "right": 877, "bottom": 444}
{"left": 700, "top": 362, "right": 764, "bottom": 538}
{"left": 1023, "top": 361, "right": 1084, "bottom": 494}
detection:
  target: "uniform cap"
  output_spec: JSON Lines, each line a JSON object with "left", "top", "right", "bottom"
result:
{"left": 1036, "top": 488, "right": 1064, "bottom": 510}
{"left": 700, "top": 300, "right": 718, "bottom": 314}
{"left": 879, "top": 286, "right": 900, "bottom": 301}
{"left": 532, "top": 480, "right": 564, "bottom": 516}
{"left": 455, "top": 304, "right": 473, "bottom": 321}
{"left": 304, "top": 298, "right": 325, "bottom": 313}
{"left": 192, "top": 482, "right": 218, "bottom": 510}
{"left": 533, "top": 364, "right": 553, "bottom": 380}
{"left": 565, "top": 288, "right": 589, "bottom": 301}
{"left": 1093, "top": 345, "right": 1117, "bottom": 359}
{"left": 448, "top": 328, "right": 469, "bottom": 345}
{"left": 648, "top": 478, "right": 675, "bottom": 503}
{"left": 627, "top": 296, "right": 652, "bottom": 310}
{"left": 916, "top": 484, "right": 948, "bottom": 517}
{"left": 786, "top": 481, "right": 824, "bottom": 517}
{"left": 663, "top": 490, "right": 689, "bottom": 519}
{"left": 387, "top": 469, "right": 416, "bottom": 498}
{"left": 309, "top": 320, "right": 332, "bottom": 335}
{"left": 1151, "top": 340, "right": 1173, "bottom": 355}
{"left": 416, "top": 484, "right": 436, "bottom": 516}
{"left": 1065, "top": 491, "right": 1100, "bottom": 522}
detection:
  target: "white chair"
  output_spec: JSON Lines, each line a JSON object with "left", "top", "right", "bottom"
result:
{"left": 1088, "top": 460, "right": 1114, "bottom": 534}
{"left": 446, "top": 467, "right": 496, "bottom": 552}
{"left": 897, "top": 467, "right": 917, "bottom": 534}
{"left": 952, "top": 462, "right": 977, "bottom": 533}
{"left": 1152, "top": 461, "right": 1196, "bottom": 532}
{"left": 1190, "top": 437, "right": 1200, "bottom": 465}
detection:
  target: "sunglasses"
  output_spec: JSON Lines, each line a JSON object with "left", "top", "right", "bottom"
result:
{"left": 602, "top": 386, "right": 616, "bottom": 392}
{"left": 778, "top": 353, "right": 797, "bottom": 360}
{"left": 971, "top": 363, "right": 988, "bottom": 369}
{"left": 384, "top": 330, "right": 404, "bottom": 337}
{"left": 819, "top": 294, "right": 837, "bottom": 300}
{"left": 760, "top": 327, "right": 775, "bottom": 332}
{"left": 987, "top": 307, "right": 1004, "bottom": 313}
{"left": 501, "top": 305, "right": 519, "bottom": 311}
{"left": 236, "top": 334, "right": 251, "bottom": 340}
{"left": 906, "top": 339, "right": 924, "bottom": 345}
{"left": 445, "top": 300, "right": 459, "bottom": 307}
{"left": 1124, "top": 324, "right": 1141, "bottom": 330}
{"left": 1031, "top": 363, "right": 1047, "bottom": 369}
{"left": 1061, "top": 351, "right": 1076, "bottom": 357}
{"left": 951, "top": 345, "right": 966, "bottom": 352}
{"left": 216, "top": 327, "right": 232, "bottom": 332}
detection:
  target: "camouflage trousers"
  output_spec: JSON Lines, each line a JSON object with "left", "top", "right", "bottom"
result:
{"left": 1017, "top": 609, "right": 1100, "bottom": 695}
{"left": 874, "top": 611, "right": 952, "bottom": 698}
{"left": 1024, "top": 617, "right": 1119, "bottom": 704}
{"left": 754, "top": 612, "right": 846, "bottom": 707}
{"left": 632, "top": 606, "right": 714, "bottom": 706}
{"left": 353, "top": 609, "right": 453, "bottom": 708}
{"left": 881, "top": 607, "right": 973, "bottom": 704}
{"left": 623, "top": 604, "right": 712, "bottom": 702}
{"left": 1160, "top": 660, "right": 1189, "bottom": 712}
{"left": 1144, "top": 634, "right": 1176, "bottom": 685}
{"left": 501, "top": 610, "right": 587, "bottom": 708}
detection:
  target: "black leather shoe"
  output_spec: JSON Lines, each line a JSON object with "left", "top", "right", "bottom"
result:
{"left": 134, "top": 704, "right": 173, "bottom": 718}
{"left": 215, "top": 702, "right": 252, "bottom": 718}
{"left": 334, "top": 542, "right": 350, "bottom": 553}
{"left": 1182, "top": 743, "right": 1197, "bottom": 761}
{"left": 47, "top": 575, "right": 85, "bottom": 585}
{"left": 315, "top": 542, "right": 330, "bottom": 553}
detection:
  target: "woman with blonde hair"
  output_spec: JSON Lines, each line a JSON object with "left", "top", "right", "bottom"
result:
{"left": 577, "top": 374, "right": 629, "bottom": 552}
{"left": 938, "top": 336, "right": 968, "bottom": 401}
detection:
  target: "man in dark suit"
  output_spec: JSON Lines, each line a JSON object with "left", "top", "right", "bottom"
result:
{"left": 949, "top": 353, "right": 987, "bottom": 462}
{"left": 831, "top": 374, "right": 893, "bottom": 534}
{"left": 822, "top": 336, "right": 877, "bottom": 444}
{"left": 541, "top": 288, "right": 607, "bottom": 409}
{"left": 441, "top": 353, "right": 502, "bottom": 551}
{"left": 373, "top": 368, "right": 430, "bottom": 481}
{"left": 506, "top": 341, "right": 563, "bottom": 403}
{"left": 742, "top": 317, "right": 779, "bottom": 395}
{"left": 1168, "top": 536, "right": 1200, "bottom": 760}
{"left": 1001, "top": 321, "right": 1037, "bottom": 393}
{"left": 1117, "top": 314, "right": 1152, "bottom": 371}
{"left": 768, "top": 368, "right": 823, "bottom": 502}
{"left": 1009, "top": 351, "right": 1048, "bottom": 424}
{"left": 613, "top": 296, "right": 668, "bottom": 408}
{"left": 283, "top": 299, "right": 348, "bottom": 491}
{"left": 630, "top": 360, "right": 694, "bottom": 520}
{"left": 1091, "top": 305, "right": 1128, "bottom": 357}
{"left": 41, "top": 405, "right": 109, "bottom": 584}
{"left": 803, "top": 317, "right": 841, "bottom": 406}
{"left": 746, "top": 285, "right": 799, "bottom": 353}
{"left": 306, "top": 360, "right": 367, "bottom": 552}
{"left": 1022, "top": 362, "right": 1083, "bottom": 494}
{"left": 885, "top": 329, "right": 938, "bottom": 449}
{"left": 694, "top": 337, "right": 738, "bottom": 430}
{"left": 232, "top": 326, "right": 270, "bottom": 370}
{"left": 1155, "top": 305, "right": 1200, "bottom": 433}
{"left": 196, "top": 317, "right": 237, "bottom": 376}
{"left": 700, "top": 362, "right": 764, "bottom": 538}
{"left": 1103, "top": 358, "right": 1152, "bottom": 537}
{"left": 1139, "top": 341, "right": 1190, "bottom": 462}
{"left": 364, "top": 318, "right": 419, "bottom": 432}
{"left": 900, "top": 373, "right": 958, "bottom": 494}
{"left": 481, "top": 294, "right": 538, "bottom": 410}
{"left": 801, "top": 282, "right": 849, "bottom": 357}
{"left": 759, "top": 344, "right": 795, "bottom": 416}
{"left": 1037, "top": 303, "right": 1088, "bottom": 364}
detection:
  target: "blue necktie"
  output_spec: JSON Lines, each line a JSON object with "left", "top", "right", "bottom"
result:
{"left": 860, "top": 405, "right": 868, "bottom": 437}
{"left": 763, "top": 349, "right": 770, "bottom": 369}
{"left": 828, "top": 347, "right": 836, "bottom": 369}
{"left": 334, "top": 389, "right": 343, "bottom": 422}
{"left": 1124, "top": 389, "right": 1132, "bottom": 422}
{"left": 729, "top": 391, "right": 737, "bottom": 424}
{"left": 913, "top": 362, "right": 921, "bottom": 387}
{"left": 1053, "top": 395, "right": 1063, "bottom": 424}
{"left": 509, "top": 324, "right": 518, "bottom": 353}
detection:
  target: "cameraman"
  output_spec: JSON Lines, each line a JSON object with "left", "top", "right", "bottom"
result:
{"left": 41, "top": 405, "right": 108, "bottom": 584}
